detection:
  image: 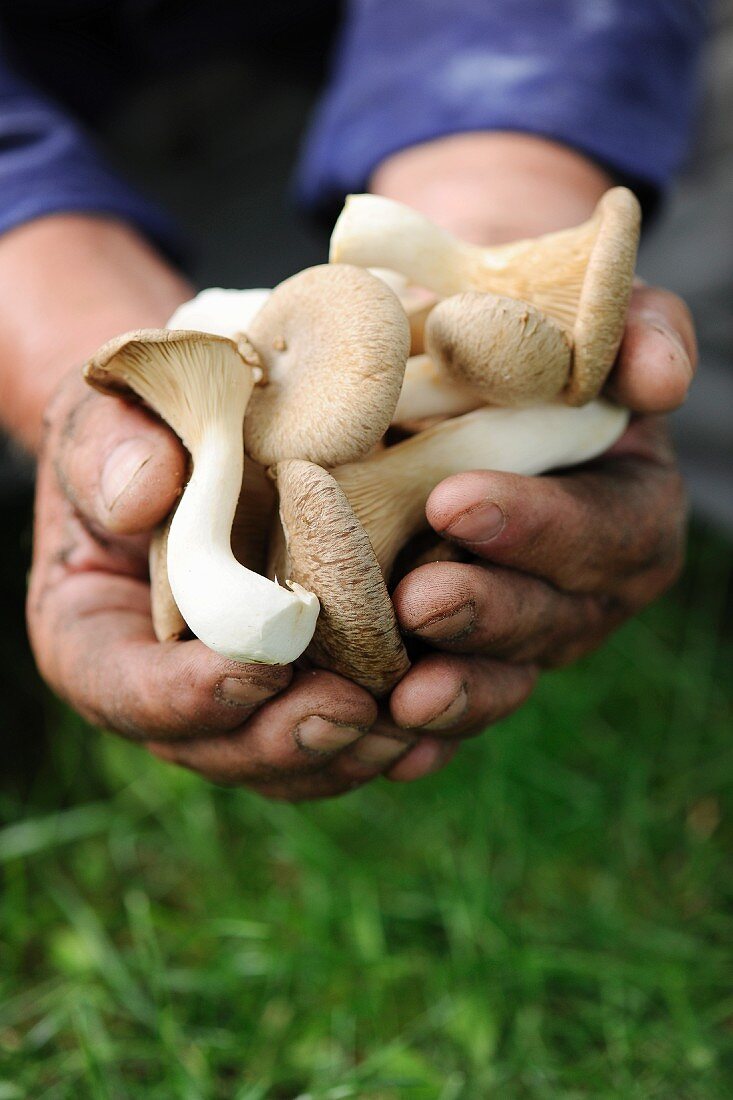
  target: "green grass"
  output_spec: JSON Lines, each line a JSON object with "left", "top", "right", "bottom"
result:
{"left": 1, "top": 523, "right": 732, "bottom": 1099}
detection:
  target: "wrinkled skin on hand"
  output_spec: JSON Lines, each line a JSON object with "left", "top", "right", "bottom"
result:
{"left": 26, "top": 373, "right": 458, "bottom": 801}
{"left": 26, "top": 284, "right": 695, "bottom": 800}
{"left": 386, "top": 284, "right": 694, "bottom": 735}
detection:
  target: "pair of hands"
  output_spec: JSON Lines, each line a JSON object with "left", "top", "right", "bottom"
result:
{"left": 26, "top": 282, "right": 695, "bottom": 801}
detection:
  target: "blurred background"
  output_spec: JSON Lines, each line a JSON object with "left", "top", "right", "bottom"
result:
{"left": 0, "top": 1, "right": 731, "bottom": 1095}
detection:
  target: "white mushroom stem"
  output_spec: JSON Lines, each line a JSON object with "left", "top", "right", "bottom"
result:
{"left": 334, "top": 400, "right": 629, "bottom": 578}
{"left": 84, "top": 331, "right": 319, "bottom": 665}
{"left": 167, "top": 426, "right": 316, "bottom": 664}
{"left": 392, "top": 354, "right": 481, "bottom": 426}
{"left": 148, "top": 290, "right": 275, "bottom": 639}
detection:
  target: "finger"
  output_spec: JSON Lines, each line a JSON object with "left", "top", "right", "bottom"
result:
{"left": 394, "top": 561, "right": 612, "bottom": 665}
{"left": 29, "top": 569, "right": 292, "bottom": 738}
{"left": 426, "top": 419, "right": 686, "bottom": 596}
{"left": 54, "top": 375, "right": 187, "bottom": 535}
{"left": 388, "top": 653, "right": 537, "bottom": 736}
{"left": 146, "top": 670, "right": 377, "bottom": 784}
{"left": 607, "top": 285, "right": 697, "bottom": 413}
{"left": 330, "top": 721, "right": 459, "bottom": 785}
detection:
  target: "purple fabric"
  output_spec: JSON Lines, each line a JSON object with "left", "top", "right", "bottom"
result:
{"left": 0, "top": 1, "right": 709, "bottom": 249}
{"left": 297, "top": 0, "right": 709, "bottom": 209}
{"left": 0, "top": 58, "right": 181, "bottom": 254}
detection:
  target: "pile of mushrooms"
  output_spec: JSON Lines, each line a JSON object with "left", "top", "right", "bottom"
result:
{"left": 83, "top": 186, "right": 640, "bottom": 694}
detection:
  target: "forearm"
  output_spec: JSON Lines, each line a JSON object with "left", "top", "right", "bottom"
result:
{"left": 0, "top": 215, "right": 192, "bottom": 453}
{"left": 370, "top": 132, "right": 613, "bottom": 244}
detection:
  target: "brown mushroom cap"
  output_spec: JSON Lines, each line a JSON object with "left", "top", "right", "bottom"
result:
{"left": 567, "top": 186, "right": 641, "bottom": 404}
{"left": 244, "top": 264, "right": 410, "bottom": 468}
{"left": 275, "top": 459, "right": 410, "bottom": 696}
{"left": 425, "top": 294, "right": 572, "bottom": 406}
{"left": 331, "top": 187, "right": 641, "bottom": 406}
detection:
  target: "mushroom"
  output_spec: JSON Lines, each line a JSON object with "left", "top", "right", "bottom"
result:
{"left": 330, "top": 187, "right": 641, "bottom": 405}
{"left": 273, "top": 460, "right": 410, "bottom": 695}
{"left": 425, "top": 294, "right": 572, "bottom": 407}
{"left": 234, "top": 264, "right": 412, "bottom": 694}
{"left": 166, "top": 286, "right": 271, "bottom": 340}
{"left": 332, "top": 400, "right": 630, "bottom": 580}
{"left": 148, "top": 448, "right": 277, "bottom": 644}
{"left": 242, "top": 264, "right": 410, "bottom": 468}
{"left": 146, "top": 286, "right": 276, "bottom": 642}
{"left": 148, "top": 511, "right": 185, "bottom": 643}
{"left": 269, "top": 398, "right": 627, "bottom": 693}
{"left": 84, "top": 329, "right": 319, "bottom": 664}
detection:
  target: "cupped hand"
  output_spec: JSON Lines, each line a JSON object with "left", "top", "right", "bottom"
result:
{"left": 27, "top": 372, "right": 458, "bottom": 800}
{"left": 380, "top": 284, "right": 695, "bottom": 765}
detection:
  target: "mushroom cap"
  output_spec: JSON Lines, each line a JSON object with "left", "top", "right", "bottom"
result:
{"left": 166, "top": 287, "right": 271, "bottom": 339}
{"left": 425, "top": 294, "right": 572, "bottom": 406}
{"left": 276, "top": 459, "right": 410, "bottom": 696}
{"left": 567, "top": 186, "right": 641, "bottom": 405}
{"left": 84, "top": 328, "right": 252, "bottom": 453}
{"left": 244, "top": 264, "right": 410, "bottom": 468}
{"left": 331, "top": 189, "right": 641, "bottom": 406}
{"left": 85, "top": 327, "right": 320, "bottom": 666}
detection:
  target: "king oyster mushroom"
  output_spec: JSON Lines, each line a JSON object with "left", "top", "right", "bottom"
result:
{"left": 330, "top": 187, "right": 641, "bottom": 405}
{"left": 425, "top": 294, "right": 573, "bottom": 407}
{"left": 149, "top": 285, "right": 276, "bottom": 642}
{"left": 391, "top": 296, "right": 574, "bottom": 429}
{"left": 274, "top": 397, "right": 629, "bottom": 693}
{"left": 332, "top": 400, "right": 630, "bottom": 583}
{"left": 84, "top": 329, "right": 319, "bottom": 664}
{"left": 242, "top": 264, "right": 410, "bottom": 468}
{"left": 274, "top": 461, "right": 410, "bottom": 695}
{"left": 238, "top": 264, "right": 413, "bottom": 693}
{"left": 89, "top": 265, "right": 412, "bottom": 670}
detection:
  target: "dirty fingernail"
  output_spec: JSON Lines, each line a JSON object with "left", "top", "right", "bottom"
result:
{"left": 295, "top": 716, "right": 364, "bottom": 754}
{"left": 423, "top": 685, "right": 469, "bottom": 731}
{"left": 350, "top": 733, "right": 411, "bottom": 766}
{"left": 414, "top": 601, "right": 475, "bottom": 641}
{"left": 216, "top": 677, "right": 276, "bottom": 707}
{"left": 101, "top": 438, "right": 154, "bottom": 512}
{"left": 445, "top": 501, "right": 505, "bottom": 543}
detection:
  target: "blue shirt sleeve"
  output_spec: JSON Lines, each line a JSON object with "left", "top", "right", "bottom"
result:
{"left": 297, "top": 0, "right": 710, "bottom": 211}
{"left": 0, "top": 45, "right": 183, "bottom": 256}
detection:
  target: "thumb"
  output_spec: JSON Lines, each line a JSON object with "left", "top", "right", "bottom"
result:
{"left": 51, "top": 372, "right": 187, "bottom": 535}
